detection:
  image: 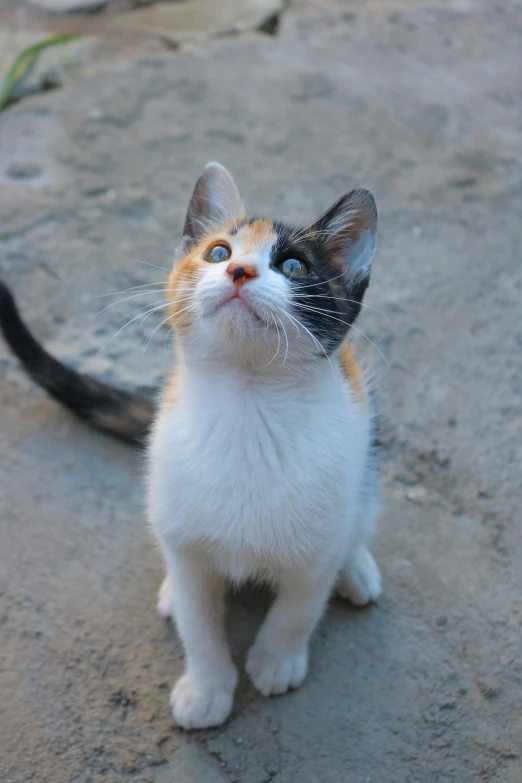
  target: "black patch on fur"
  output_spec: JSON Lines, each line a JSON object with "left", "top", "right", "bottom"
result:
{"left": 0, "top": 281, "right": 154, "bottom": 444}
{"left": 269, "top": 222, "right": 370, "bottom": 354}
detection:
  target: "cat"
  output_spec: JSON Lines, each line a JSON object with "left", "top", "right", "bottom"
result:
{"left": 0, "top": 162, "right": 382, "bottom": 730}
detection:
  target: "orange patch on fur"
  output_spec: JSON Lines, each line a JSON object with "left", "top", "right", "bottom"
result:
{"left": 239, "top": 219, "right": 277, "bottom": 252}
{"left": 339, "top": 342, "right": 366, "bottom": 407}
{"left": 167, "top": 251, "right": 202, "bottom": 334}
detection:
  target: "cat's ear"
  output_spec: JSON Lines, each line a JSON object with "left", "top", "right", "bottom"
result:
{"left": 183, "top": 162, "right": 245, "bottom": 248}
{"left": 313, "top": 189, "right": 377, "bottom": 282}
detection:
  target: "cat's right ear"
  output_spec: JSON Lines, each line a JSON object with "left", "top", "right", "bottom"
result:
{"left": 311, "top": 189, "right": 377, "bottom": 284}
{"left": 183, "top": 162, "right": 245, "bottom": 250}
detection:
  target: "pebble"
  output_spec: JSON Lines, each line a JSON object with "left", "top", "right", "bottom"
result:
{"left": 6, "top": 162, "right": 43, "bottom": 180}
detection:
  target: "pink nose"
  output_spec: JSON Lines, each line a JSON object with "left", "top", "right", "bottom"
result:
{"left": 226, "top": 262, "right": 258, "bottom": 284}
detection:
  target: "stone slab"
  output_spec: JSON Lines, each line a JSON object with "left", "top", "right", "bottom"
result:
{"left": 103, "top": 0, "right": 283, "bottom": 44}
{"left": 0, "top": 1, "right": 521, "bottom": 782}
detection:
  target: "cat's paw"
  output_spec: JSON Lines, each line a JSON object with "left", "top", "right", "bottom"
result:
{"left": 170, "top": 673, "right": 235, "bottom": 730}
{"left": 157, "top": 576, "right": 174, "bottom": 618}
{"left": 246, "top": 646, "right": 308, "bottom": 696}
{"left": 335, "top": 546, "right": 382, "bottom": 607}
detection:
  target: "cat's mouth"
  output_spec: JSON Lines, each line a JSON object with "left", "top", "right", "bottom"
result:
{"left": 215, "top": 293, "right": 265, "bottom": 323}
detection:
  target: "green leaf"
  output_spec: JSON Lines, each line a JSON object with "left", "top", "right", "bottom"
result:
{"left": 0, "top": 33, "right": 80, "bottom": 112}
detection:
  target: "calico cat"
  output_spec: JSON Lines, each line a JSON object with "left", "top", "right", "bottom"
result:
{"left": 0, "top": 163, "right": 382, "bottom": 730}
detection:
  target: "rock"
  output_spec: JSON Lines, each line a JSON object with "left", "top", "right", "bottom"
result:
{"left": 6, "top": 162, "right": 43, "bottom": 180}
{"left": 476, "top": 678, "right": 501, "bottom": 700}
{"left": 405, "top": 485, "right": 438, "bottom": 506}
{"left": 103, "top": 0, "right": 283, "bottom": 45}
{"left": 25, "top": 0, "right": 108, "bottom": 11}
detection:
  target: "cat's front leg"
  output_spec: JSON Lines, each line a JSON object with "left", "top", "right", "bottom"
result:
{"left": 159, "top": 544, "right": 237, "bottom": 729}
{"left": 246, "top": 563, "right": 338, "bottom": 696}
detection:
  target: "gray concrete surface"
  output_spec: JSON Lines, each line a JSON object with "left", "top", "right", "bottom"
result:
{"left": 1, "top": 1, "right": 521, "bottom": 781}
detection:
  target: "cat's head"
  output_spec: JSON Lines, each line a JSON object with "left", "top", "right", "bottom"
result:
{"left": 168, "top": 162, "right": 377, "bottom": 366}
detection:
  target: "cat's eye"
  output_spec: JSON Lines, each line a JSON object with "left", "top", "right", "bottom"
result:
{"left": 277, "top": 257, "right": 309, "bottom": 279}
{"left": 204, "top": 244, "right": 232, "bottom": 263}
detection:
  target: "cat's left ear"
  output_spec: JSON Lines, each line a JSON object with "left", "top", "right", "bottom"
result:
{"left": 183, "top": 162, "right": 245, "bottom": 250}
{"left": 312, "top": 189, "right": 377, "bottom": 282}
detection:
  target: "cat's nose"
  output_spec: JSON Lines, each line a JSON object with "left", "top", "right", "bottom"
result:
{"left": 226, "top": 262, "right": 258, "bottom": 284}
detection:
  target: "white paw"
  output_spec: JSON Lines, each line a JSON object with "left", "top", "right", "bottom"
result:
{"left": 157, "top": 576, "right": 174, "bottom": 618}
{"left": 246, "top": 646, "right": 308, "bottom": 696}
{"left": 336, "top": 546, "right": 382, "bottom": 606}
{"left": 170, "top": 673, "right": 235, "bottom": 730}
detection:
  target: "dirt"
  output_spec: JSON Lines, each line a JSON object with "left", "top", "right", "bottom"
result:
{"left": 0, "top": 1, "right": 521, "bottom": 781}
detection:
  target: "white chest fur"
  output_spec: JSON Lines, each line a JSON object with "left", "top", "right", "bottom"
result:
{"left": 148, "top": 359, "right": 370, "bottom": 581}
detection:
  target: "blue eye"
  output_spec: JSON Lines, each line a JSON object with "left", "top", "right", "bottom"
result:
{"left": 204, "top": 244, "right": 232, "bottom": 263}
{"left": 277, "top": 257, "right": 309, "bottom": 279}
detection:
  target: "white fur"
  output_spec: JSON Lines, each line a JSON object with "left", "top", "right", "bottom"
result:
{"left": 147, "top": 199, "right": 381, "bottom": 730}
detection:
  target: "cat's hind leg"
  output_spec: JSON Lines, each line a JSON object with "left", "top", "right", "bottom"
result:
{"left": 335, "top": 488, "right": 382, "bottom": 607}
{"left": 335, "top": 543, "right": 381, "bottom": 606}
{"left": 157, "top": 574, "right": 174, "bottom": 618}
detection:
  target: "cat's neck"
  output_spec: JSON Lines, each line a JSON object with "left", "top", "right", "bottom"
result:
{"left": 175, "top": 344, "right": 341, "bottom": 390}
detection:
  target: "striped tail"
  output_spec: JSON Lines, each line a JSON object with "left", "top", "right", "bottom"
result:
{"left": 0, "top": 281, "right": 155, "bottom": 445}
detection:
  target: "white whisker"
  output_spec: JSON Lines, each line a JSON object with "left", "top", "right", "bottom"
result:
{"left": 97, "top": 281, "right": 171, "bottom": 298}
{"left": 143, "top": 301, "right": 196, "bottom": 354}
{"left": 294, "top": 271, "right": 347, "bottom": 290}
{"left": 164, "top": 326, "right": 174, "bottom": 349}
{"left": 138, "top": 261, "right": 173, "bottom": 273}
{"left": 259, "top": 313, "right": 281, "bottom": 368}
{"left": 93, "top": 290, "right": 168, "bottom": 316}
{"left": 278, "top": 307, "right": 334, "bottom": 376}
{"left": 295, "top": 295, "right": 394, "bottom": 328}
{"left": 293, "top": 303, "right": 390, "bottom": 369}
{"left": 276, "top": 313, "right": 289, "bottom": 366}
{"left": 96, "top": 301, "right": 170, "bottom": 356}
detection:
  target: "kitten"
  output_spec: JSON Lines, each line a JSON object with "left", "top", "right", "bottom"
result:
{"left": 0, "top": 162, "right": 382, "bottom": 730}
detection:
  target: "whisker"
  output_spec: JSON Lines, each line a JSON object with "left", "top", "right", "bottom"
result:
{"left": 138, "top": 261, "right": 172, "bottom": 273}
{"left": 139, "top": 303, "right": 171, "bottom": 327}
{"left": 293, "top": 303, "right": 390, "bottom": 369}
{"left": 173, "top": 271, "right": 202, "bottom": 279}
{"left": 347, "top": 323, "right": 390, "bottom": 370}
{"left": 278, "top": 307, "right": 334, "bottom": 376}
{"left": 272, "top": 314, "right": 282, "bottom": 366}
{"left": 260, "top": 313, "right": 281, "bottom": 368}
{"left": 98, "top": 283, "right": 199, "bottom": 301}
{"left": 281, "top": 308, "right": 301, "bottom": 338}
{"left": 276, "top": 313, "right": 289, "bottom": 366}
{"left": 294, "top": 271, "right": 347, "bottom": 290}
{"left": 170, "top": 302, "right": 197, "bottom": 325}
{"left": 143, "top": 314, "right": 176, "bottom": 355}
{"left": 93, "top": 290, "right": 168, "bottom": 317}
{"left": 287, "top": 214, "right": 312, "bottom": 243}
{"left": 96, "top": 301, "right": 170, "bottom": 356}
{"left": 163, "top": 326, "right": 174, "bottom": 349}
{"left": 143, "top": 301, "right": 196, "bottom": 354}
{"left": 97, "top": 281, "right": 171, "bottom": 298}
{"left": 294, "top": 295, "right": 394, "bottom": 328}
{"left": 98, "top": 292, "right": 198, "bottom": 320}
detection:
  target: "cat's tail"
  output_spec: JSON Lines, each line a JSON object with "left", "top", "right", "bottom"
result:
{"left": 0, "top": 281, "right": 155, "bottom": 445}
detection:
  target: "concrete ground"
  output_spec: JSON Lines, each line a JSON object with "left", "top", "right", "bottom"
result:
{"left": 1, "top": 1, "right": 521, "bottom": 781}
